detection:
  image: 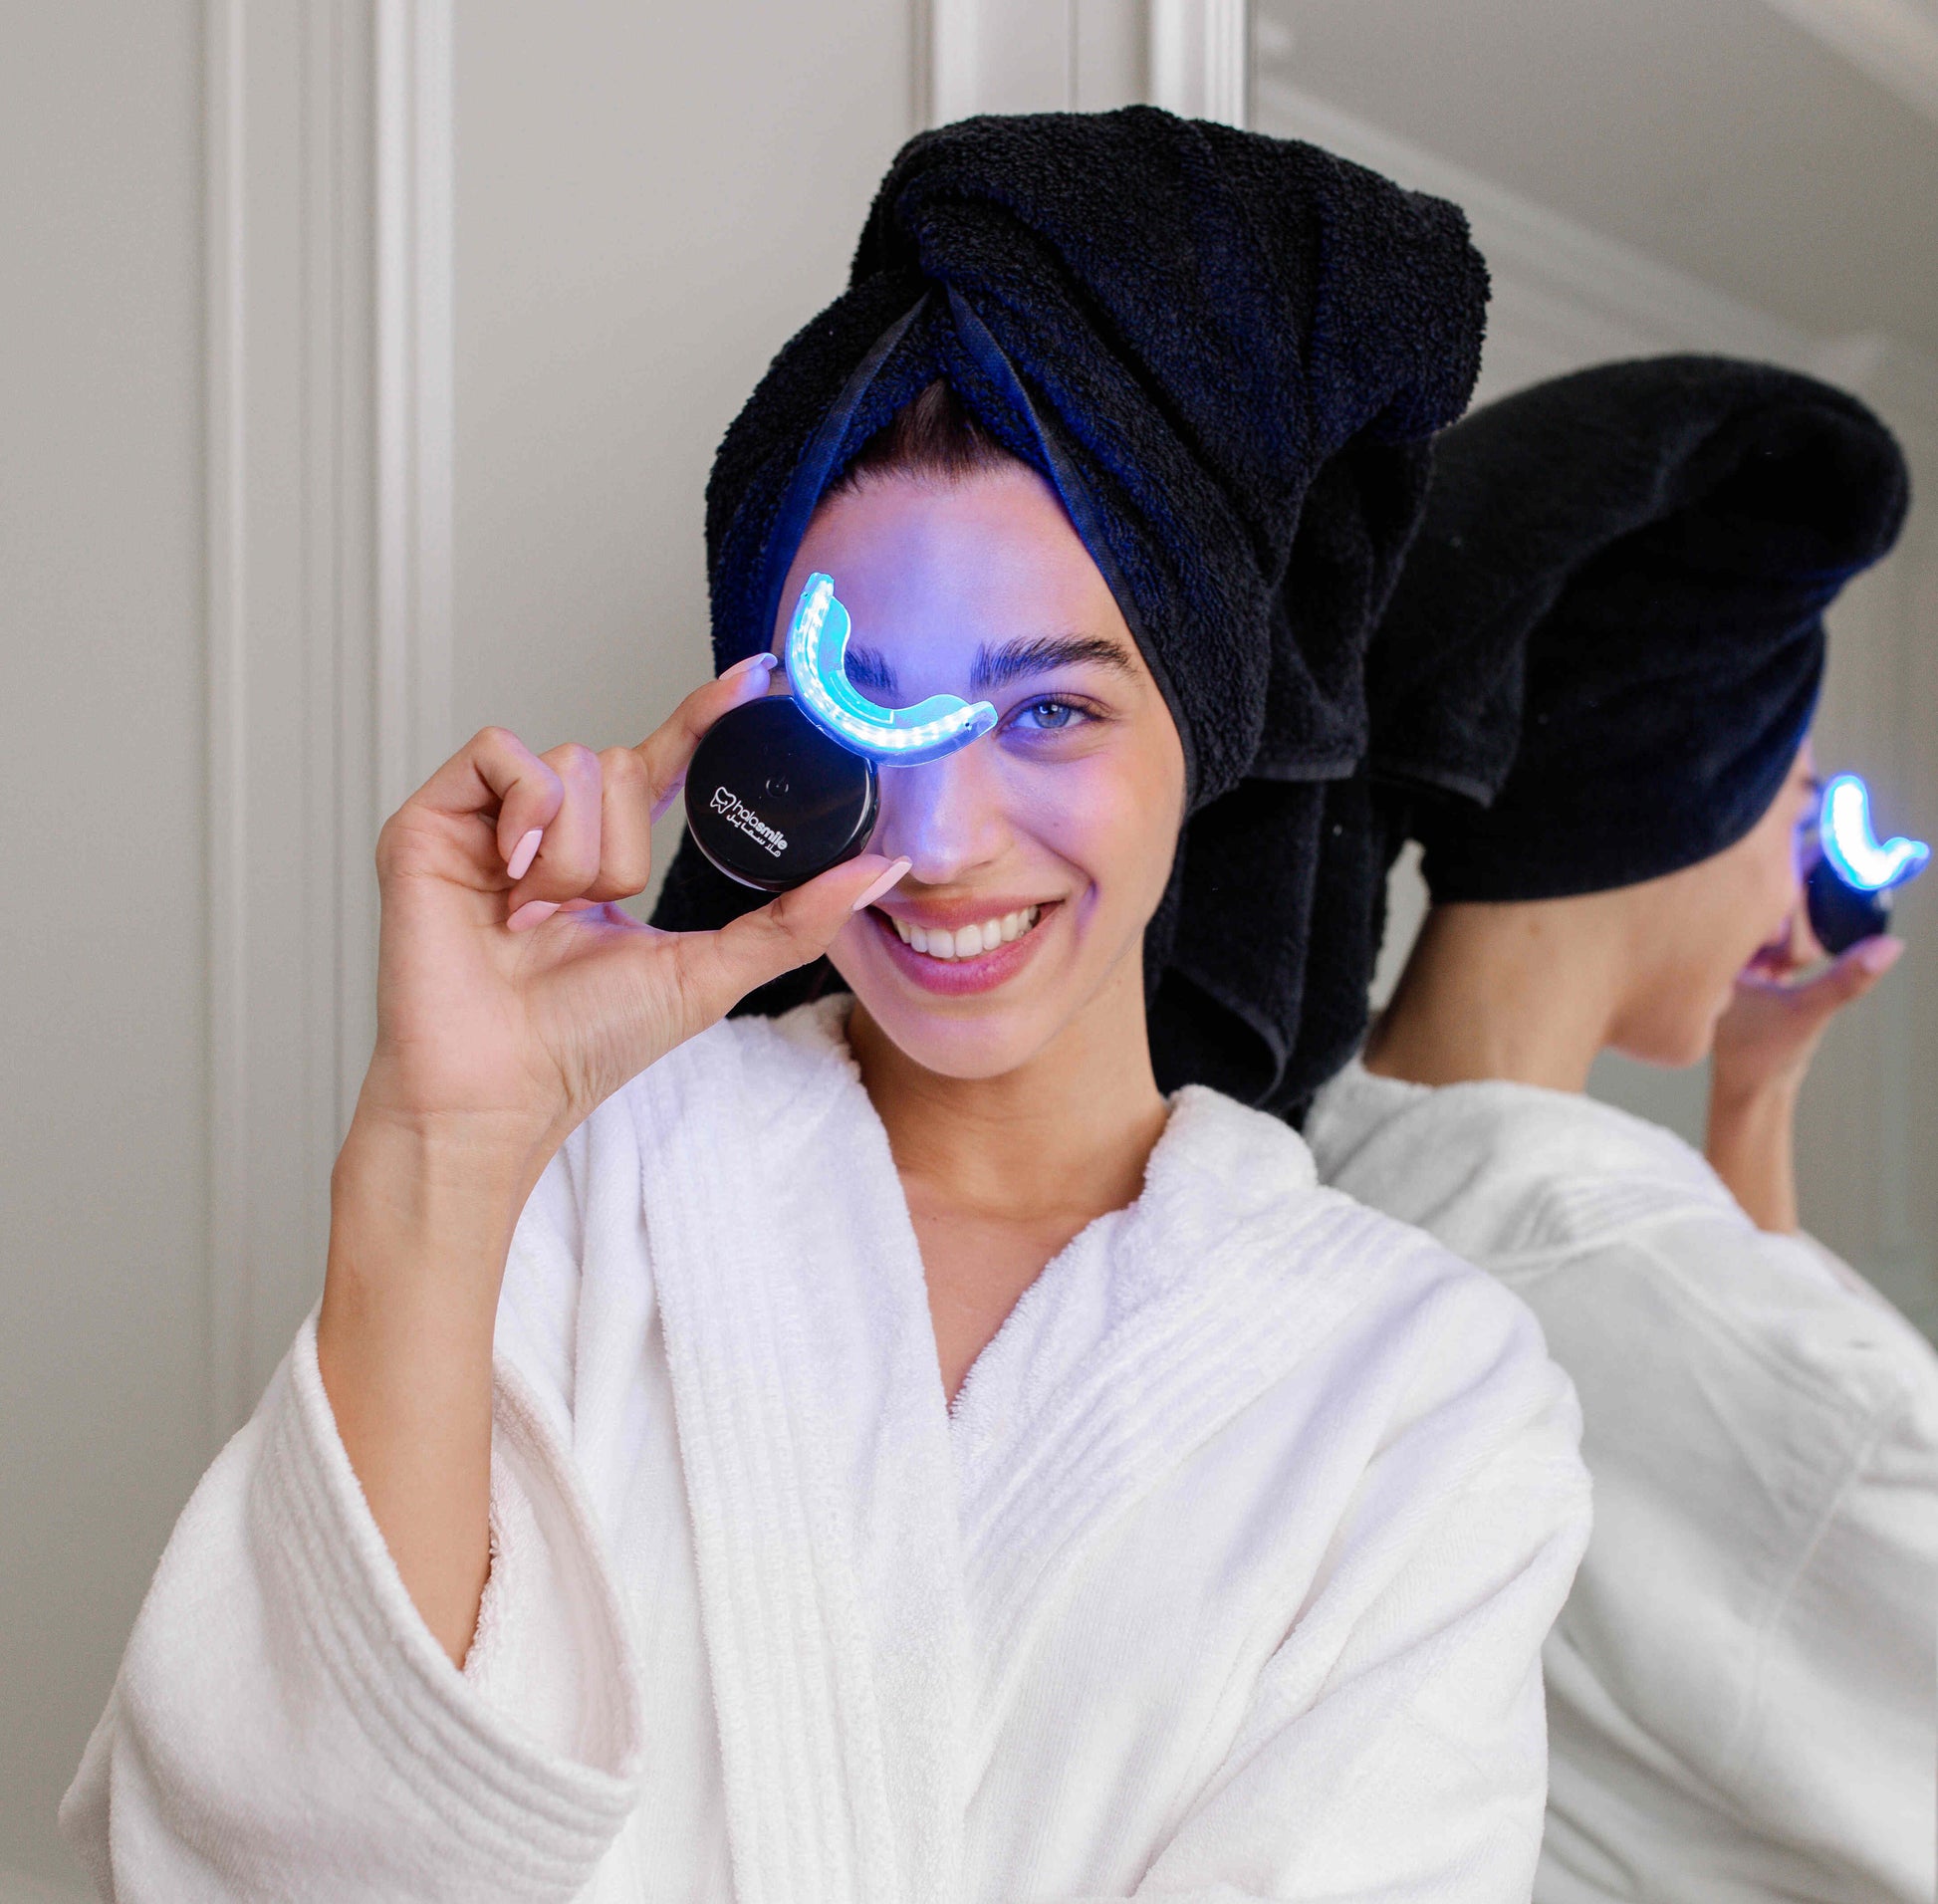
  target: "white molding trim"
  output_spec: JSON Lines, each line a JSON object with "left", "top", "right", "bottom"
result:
{"left": 924, "top": 0, "right": 1238, "bottom": 122}
{"left": 1150, "top": 0, "right": 1249, "bottom": 125}
{"left": 202, "top": 0, "right": 453, "bottom": 1442}
{"left": 928, "top": 0, "right": 1083, "bottom": 121}
{"left": 1756, "top": 0, "right": 1938, "bottom": 127}
{"left": 203, "top": 0, "right": 250, "bottom": 1446}
{"left": 376, "top": 0, "right": 455, "bottom": 818}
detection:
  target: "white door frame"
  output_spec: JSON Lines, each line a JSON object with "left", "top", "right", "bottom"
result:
{"left": 202, "top": 0, "right": 453, "bottom": 1438}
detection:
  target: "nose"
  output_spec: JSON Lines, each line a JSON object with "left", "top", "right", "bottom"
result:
{"left": 872, "top": 743, "right": 1013, "bottom": 885}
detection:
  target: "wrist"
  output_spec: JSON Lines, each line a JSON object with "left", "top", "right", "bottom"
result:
{"left": 1708, "top": 1067, "right": 1803, "bottom": 1118}
{"left": 325, "top": 1109, "right": 550, "bottom": 1334}
{"left": 1703, "top": 1073, "right": 1800, "bottom": 1234}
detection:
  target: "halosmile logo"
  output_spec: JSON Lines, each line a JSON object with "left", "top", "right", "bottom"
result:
{"left": 709, "top": 783, "right": 788, "bottom": 857}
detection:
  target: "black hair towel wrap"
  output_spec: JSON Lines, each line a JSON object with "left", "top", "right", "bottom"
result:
{"left": 651, "top": 107, "right": 1489, "bottom": 1114}
{"left": 1369, "top": 355, "right": 1910, "bottom": 903}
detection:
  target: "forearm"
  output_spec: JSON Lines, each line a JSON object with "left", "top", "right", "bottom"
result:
{"left": 317, "top": 1110, "right": 545, "bottom": 1664}
{"left": 1705, "top": 1076, "right": 1802, "bottom": 1234}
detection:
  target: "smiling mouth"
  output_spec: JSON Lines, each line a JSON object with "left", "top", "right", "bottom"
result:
{"left": 885, "top": 905, "right": 1044, "bottom": 963}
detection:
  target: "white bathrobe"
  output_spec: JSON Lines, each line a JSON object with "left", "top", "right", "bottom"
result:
{"left": 1306, "top": 1061, "right": 1938, "bottom": 1904}
{"left": 66, "top": 1002, "right": 1590, "bottom": 1904}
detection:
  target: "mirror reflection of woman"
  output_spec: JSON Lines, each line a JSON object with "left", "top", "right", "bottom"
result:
{"left": 65, "top": 114, "right": 1590, "bottom": 1903}
{"left": 1311, "top": 357, "right": 1938, "bottom": 1904}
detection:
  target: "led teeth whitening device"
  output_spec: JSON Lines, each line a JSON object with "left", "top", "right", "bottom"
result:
{"left": 1805, "top": 772, "right": 1929, "bottom": 953}
{"left": 684, "top": 574, "right": 998, "bottom": 891}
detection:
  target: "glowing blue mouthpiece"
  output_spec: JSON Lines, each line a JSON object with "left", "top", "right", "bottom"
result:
{"left": 784, "top": 573, "right": 998, "bottom": 767}
{"left": 1819, "top": 773, "right": 1930, "bottom": 893}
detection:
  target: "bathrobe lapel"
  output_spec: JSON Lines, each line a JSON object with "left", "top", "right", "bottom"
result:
{"left": 632, "top": 1014, "right": 970, "bottom": 1904}
{"left": 948, "top": 1087, "right": 1394, "bottom": 1778}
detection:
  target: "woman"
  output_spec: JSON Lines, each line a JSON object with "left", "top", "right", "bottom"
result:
{"left": 1308, "top": 357, "right": 1938, "bottom": 1903}
{"left": 66, "top": 113, "right": 1589, "bottom": 1903}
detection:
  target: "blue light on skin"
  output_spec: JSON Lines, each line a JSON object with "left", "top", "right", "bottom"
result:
{"left": 1818, "top": 772, "right": 1930, "bottom": 892}
{"left": 785, "top": 573, "right": 999, "bottom": 767}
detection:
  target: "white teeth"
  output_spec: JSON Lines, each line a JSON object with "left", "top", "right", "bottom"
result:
{"left": 887, "top": 905, "right": 1042, "bottom": 962}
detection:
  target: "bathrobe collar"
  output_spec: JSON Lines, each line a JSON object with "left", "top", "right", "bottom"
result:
{"left": 1308, "top": 1057, "right": 1746, "bottom": 1264}
{"left": 632, "top": 1000, "right": 1375, "bottom": 1904}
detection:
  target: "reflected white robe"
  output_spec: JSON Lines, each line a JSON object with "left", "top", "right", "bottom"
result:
{"left": 67, "top": 1003, "right": 1590, "bottom": 1903}
{"left": 1307, "top": 1061, "right": 1938, "bottom": 1904}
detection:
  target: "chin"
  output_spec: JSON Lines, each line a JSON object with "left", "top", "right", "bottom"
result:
{"left": 828, "top": 900, "right": 1100, "bottom": 1079}
{"left": 1617, "top": 1004, "right": 1724, "bottom": 1071}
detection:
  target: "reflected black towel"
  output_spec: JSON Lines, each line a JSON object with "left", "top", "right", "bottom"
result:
{"left": 651, "top": 107, "right": 1488, "bottom": 1111}
{"left": 1370, "top": 355, "right": 1910, "bottom": 902}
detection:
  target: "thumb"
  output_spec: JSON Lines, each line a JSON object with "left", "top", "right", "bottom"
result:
{"left": 669, "top": 854, "right": 911, "bottom": 1025}
{"left": 1800, "top": 935, "right": 1903, "bottom": 1021}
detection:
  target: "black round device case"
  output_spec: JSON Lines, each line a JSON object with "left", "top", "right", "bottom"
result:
{"left": 1806, "top": 855, "right": 1892, "bottom": 954}
{"left": 683, "top": 693, "right": 879, "bottom": 892}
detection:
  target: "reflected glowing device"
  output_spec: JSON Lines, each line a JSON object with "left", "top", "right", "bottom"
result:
{"left": 1805, "top": 772, "right": 1930, "bottom": 953}
{"left": 684, "top": 574, "right": 997, "bottom": 891}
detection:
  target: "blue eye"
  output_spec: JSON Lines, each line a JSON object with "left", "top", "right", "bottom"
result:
{"left": 1013, "top": 698, "right": 1086, "bottom": 732}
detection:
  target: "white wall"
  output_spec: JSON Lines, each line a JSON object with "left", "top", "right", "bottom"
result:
{"left": 0, "top": 2, "right": 916, "bottom": 1894}
{"left": 0, "top": 5, "right": 211, "bottom": 1894}
{"left": 454, "top": 0, "right": 916, "bottom": 828}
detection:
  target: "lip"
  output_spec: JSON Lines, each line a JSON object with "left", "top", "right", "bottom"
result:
{"left": 867, "top": 899, "right": 1059, "bottom": 997}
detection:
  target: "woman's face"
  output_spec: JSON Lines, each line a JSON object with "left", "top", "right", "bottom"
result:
{"left": 767, "top": 466, "right": 1187, "bottom": 1080}
{"left": 1610, "top": 738, "right": 1818, "bottom": 1067}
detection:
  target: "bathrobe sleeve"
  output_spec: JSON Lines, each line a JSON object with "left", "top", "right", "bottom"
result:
{"left": 1125, "top": 1262, "right": 1593, "bottom": 1903}
{"left": 60, "top": 1128, "right": 643, "bottom": 1904}
{"left": 1736, "top": 1362, "right": 1938, "bottom": 1900}
{"left": 1560, "top": 1220, "right": 1938, "bottom": 1904}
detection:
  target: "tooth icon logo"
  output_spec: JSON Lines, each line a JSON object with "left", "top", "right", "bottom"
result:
{"left": 708, "top": 783, "right": 788, "bottom": 857}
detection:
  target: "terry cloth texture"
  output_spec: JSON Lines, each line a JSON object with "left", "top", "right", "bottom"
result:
{"left": 650, "top": 106, "right": 1489, "bottom": 1115}
{"left": 1366, "top": 355, "right": 1910, "bottom": 903}
{"left": 70, "top": 1000, "right": 1593, "bottom": 1903}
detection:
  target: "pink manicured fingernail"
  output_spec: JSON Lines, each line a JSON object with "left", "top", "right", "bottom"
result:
{"left": 1858, "top": 937, "right": 1904, "bottom": 974}
{"left": 507, "top": 899, "right": 560, "bottom": 932}
{"left": 505, "top": 829, "right": 543, "bottom": 881}
{"left": 850, "top": 857, "right": 912, "bottom": 912}
{"left": 721, "top": 651, "right": 779, "bottom": 681}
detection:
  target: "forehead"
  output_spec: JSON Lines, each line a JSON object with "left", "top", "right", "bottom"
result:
{"left": 775, "top": 467, "right": 1134, "bottom": 667}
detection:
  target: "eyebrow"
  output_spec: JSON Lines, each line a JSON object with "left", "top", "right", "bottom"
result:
{"left": 840, "top": 633, "right": 1136, "bottom": 699}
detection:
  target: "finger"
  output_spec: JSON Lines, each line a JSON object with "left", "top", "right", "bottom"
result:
{"left": 631, "top": 652, "right": 780, "bottom": 823}
{"left": 1789, "top": 935, "right": 1903, "bottom": 1022}
{"left": 507, "top": 744, "right": 606, "bottom": 915}
{"left": 1843, "top": 935, "right": 1905, "bottom": 987}
{"left": 1745, "top": 904, "right": 1813, "bottom": 980}
{"left": 668, "top": 853, "right": 910, "bottom": 1025}
{"left": 582, "top": 746, "right": 657, "bottom": 901}
{"left": 410, "top": 727, "right": 567, "bottom": 853}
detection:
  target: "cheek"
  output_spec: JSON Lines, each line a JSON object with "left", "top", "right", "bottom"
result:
{"left": 1006, "top": 746, "right": 1181, "bottom": 908}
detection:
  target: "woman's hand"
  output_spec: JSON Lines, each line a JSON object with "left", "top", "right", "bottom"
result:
{"left": 319, "top": 658, "right": 907, "bottom": 1663}
{"left": 1705, "top": 908, "right": 1902, "bottom": 1232}
{"left": 358, "top": 655, "right": 903, "bottom": 1176}
{"left": 1711, "top": 914, "right": 1902, "bottom": 1101}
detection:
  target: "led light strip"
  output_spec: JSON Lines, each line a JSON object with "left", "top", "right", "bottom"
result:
{"left": 1819, "top": 772, "right": 1930, "bottom": 892}
{"left": 784, "top": 573, "right": 998, "bottom": 766}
